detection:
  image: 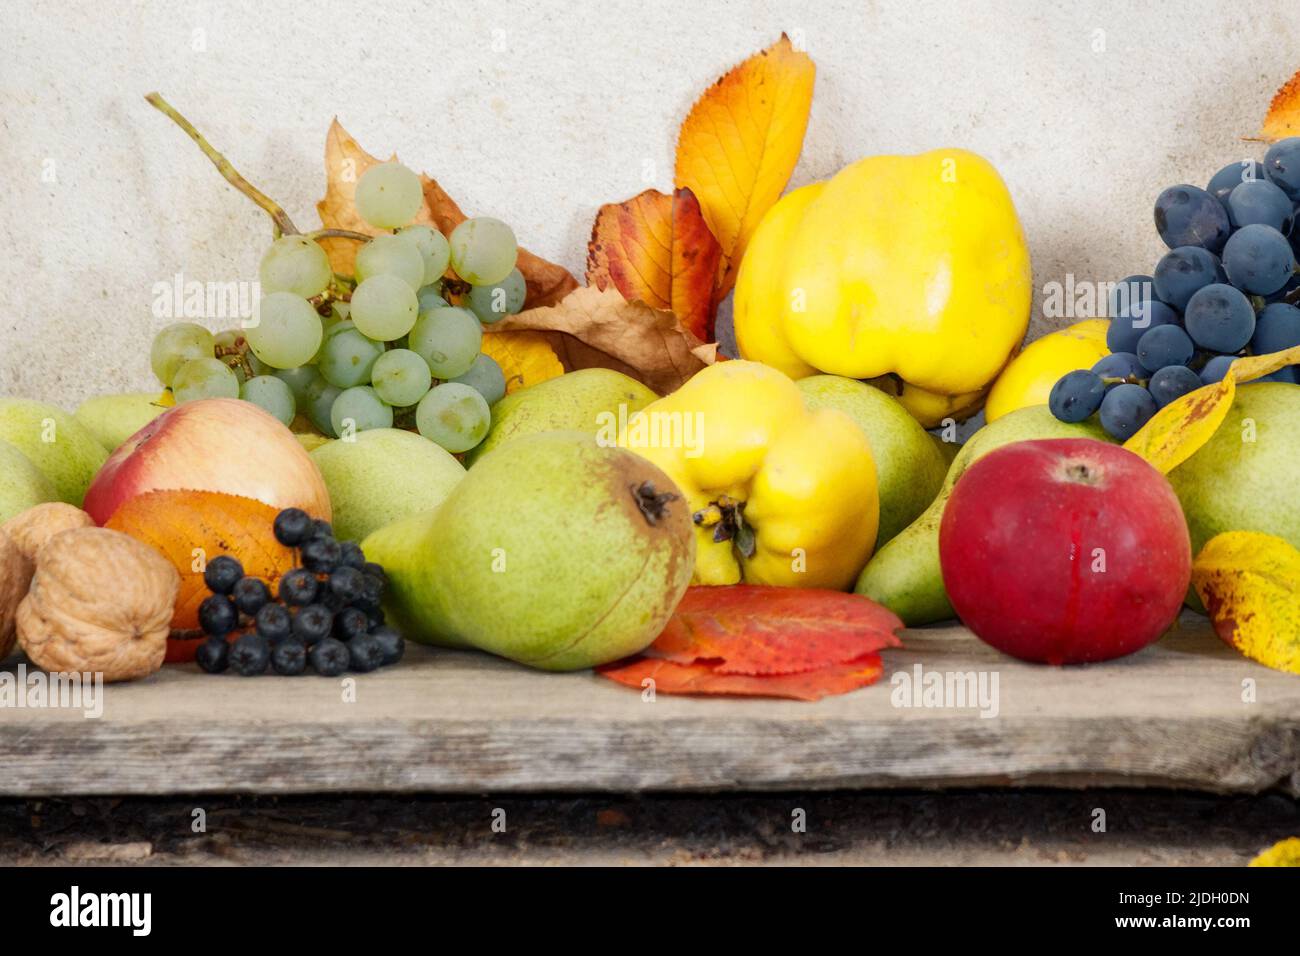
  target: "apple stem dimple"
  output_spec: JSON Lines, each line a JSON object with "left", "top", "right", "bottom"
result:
{"left": 632, "top": 482, "right": 679, "bottom": 527}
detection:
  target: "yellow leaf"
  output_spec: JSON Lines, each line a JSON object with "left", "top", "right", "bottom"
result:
{"left": 1250, "top": 837, "right": 1300, "bottom": 867}
{"left": 480, "top": 331, "right": 564, "bottom": 395}
{"left": 674, "top": 34, "right": 815, "bottom": 296}
{"left": 1124, "top": 377, "right": 1236, "bottom": 474}
{"left": 1192, "top": 530, "right": 1300, "bottom": 674}
{"left": 1226, "top": 343, "right": 1300, "bottom": 383}
{"left": 1262, "top": 69, "right": 1300, "bottom": 142}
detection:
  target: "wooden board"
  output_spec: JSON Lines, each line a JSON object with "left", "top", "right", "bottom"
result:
{"left": 0, "top": 612, "right": 1296, "bottom": 797}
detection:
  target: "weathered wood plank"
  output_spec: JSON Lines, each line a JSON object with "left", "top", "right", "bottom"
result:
{"left": 0, "top": 612, "right": 1295, "bottom": 796}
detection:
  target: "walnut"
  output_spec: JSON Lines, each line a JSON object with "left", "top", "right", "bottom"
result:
{"left": 1, "top": 502, "right": 95, "bottom": 563}
{"left": 0, "top": 530, "right": 31, "bottom": 660}
{"left": 17, "top": 527, "right": 180, "bottom": 682}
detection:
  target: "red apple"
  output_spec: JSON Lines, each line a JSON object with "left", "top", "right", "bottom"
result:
{"left": 84, "top": 398, "right": 331, "bottom": 526}
{"left": 938, "top": 438, "right": 1190, "bottom": 664}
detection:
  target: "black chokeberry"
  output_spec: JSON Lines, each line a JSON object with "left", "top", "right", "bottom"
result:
{"left": 229, "top": 633, "right": 271, "bottom": 676}
{"left": 333, "top": 607, "right": 370, "bottom": 641}
{"left": 348, "top": 634, "right": 385, "bottom": 672}
{"left": 369, "top": 626, "right": 405, "bottom": 666}
{"left": 301, "top": 537, "right": 341, "bottom": 574}
{"left": 273, "top": 508, "right": 313, "bottom": 547}
{"left": 338, "top": 541, "right": 366, "bottom": 569}
{"left": 310, "top": 519, "right": 334, "bottom": 541}
{"left": 255, "top": 602, "right": 292, "bottom": 643}
{"left": 232, "top": 576, "right": 271, "bottom": 616}
{"left": 271, "top": 639, "right": 308, "bottom": 676}
{"left": 292, "top": 604, "right": 334, "bottom": 644}
{"left": 355, "top": 572, "right": 384, "bottom": 611}
{"left": 328, "top": 565, "right": 365, "bottom": 604}
{"left": 309, "top": 637, "right": 350, "bottom": 677}
{"left": 366, "top": 607, "right": 385, "bottom": 629}
{"left": 279, "top": 568, "right": 319, "bottom": 606}
{"left": 198, "top": 594, "right": 238, "bottom": 636}
{"left": 203, "top": 555, "right": 244, "bottom": 594}
{"left": 362, "top": 562, "right": 387, "bottom": 586}
{"left": 195, "top": 636, "right": 230, "bottom": 673}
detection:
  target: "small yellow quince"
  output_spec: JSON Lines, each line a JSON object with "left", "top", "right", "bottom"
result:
{"left": 984, "top": 319, "right": 1110, "bottom": 422}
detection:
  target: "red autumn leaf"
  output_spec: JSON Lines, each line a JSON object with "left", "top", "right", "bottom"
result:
{"left": 586, "top": 187, "right": 723, "bottom": 342}
{"left": 598, "top": 654, "right": 885, "bottom": 702}
{"left": 597, "top": 585, "right": 903, "bottom": 700}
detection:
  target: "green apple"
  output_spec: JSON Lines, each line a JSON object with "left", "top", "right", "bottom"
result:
{"left": 363, "top": 430, "right": 694, "bottom": 671}
{"left": 856, "top": 405, "right": 1111, "bottom": 625}
{"left": 0, "top": 399, "right": 108, "bottom": 506}
{"left": 797, "top": 375, "right": 948, "bottom": 548}
{"left": 310, "top": 428, "right": 466, "bottom": 542}
{"left": 465, "top": 368, "right": 657, "bottom": 466}
{"left": 0, "top": 440, "right": 57, "bottom": 524}
{"left": 74, "top": 392, "right": 168, "bottom": 451}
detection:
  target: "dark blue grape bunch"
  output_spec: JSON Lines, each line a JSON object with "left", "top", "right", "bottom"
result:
{"left": 193, "top": 508, "right": 405, "bottom": 676}
{"left": 1048, "top": 141, "right": 1300, "bottom": 439}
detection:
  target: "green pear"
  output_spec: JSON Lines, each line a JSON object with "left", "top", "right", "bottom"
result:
{"left": 797, "top": 375, "right": 948, "bottom": 547}
{"left": 0, "top": 440, "right": 57, "bottom": 524}
{"left": 465, "top": 368, "right": 656, "bottom": 466}
{"left": 74, "top": 392, "right": 167, "bottom": 451}
{"left": 363, "top": 430, "right": 694, "bottom": 671}
{"left": 310, "top": 428, "right": 466, "bottom": 542}
{"left": 0, "top": 399, "right": 108, "bottom": 506}
{"left": 1168, "top": 382, "right": 1300, "bottom": 557}
{"left": 856, "top": 405, "right": 1110, "bottom": 625}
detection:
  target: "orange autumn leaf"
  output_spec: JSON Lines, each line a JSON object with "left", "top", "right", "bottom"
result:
{"left": 598, "top": 585, "right": 902, "bottom": 700}
{"left": 674, "top": 34, "right": 815, "bottom": 296}
{"left": 106, "top": 490, "right": 296, "bottom": 634}
{"left": 587, "top": 187, "right": 723, "bottom": 342}
{"left": 1262, "top": 69, "right": 1300, "bottom": 142}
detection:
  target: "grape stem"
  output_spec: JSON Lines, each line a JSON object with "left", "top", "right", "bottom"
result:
{"left": 145, "top": 92, "right": 300, "bottom": 238}
{"left": 307, "top": 228, "right": 373, "bottom": 243}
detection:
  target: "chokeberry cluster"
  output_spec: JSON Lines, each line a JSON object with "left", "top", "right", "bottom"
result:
{"left": 194, "top": 508, "right": 404, "bottom": 677}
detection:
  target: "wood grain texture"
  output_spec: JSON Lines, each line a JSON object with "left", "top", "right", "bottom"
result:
{"left": 0, "top": 612, "right": 1295, "bottom": 797}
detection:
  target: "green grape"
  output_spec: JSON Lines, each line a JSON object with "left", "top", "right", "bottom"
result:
{"left": 371, "top": 348, "right": 433, "bottom": 407}
{"left": 305, "top": 378, "right": 342, "bottom": 437}
{"left": 172, "top": 357, "right": 239, "bottom": 404}
{"left": 448, "top": 217, "right": 518, "bottom": 285}
{"left": 247, "top": 292, "right": 323, "bottom": 369}
{"left": 331, "top": 301, "right": 351, "bottom": 321}
{"left": 318, "top": 327, "right": 384, "bottom": 388}
{"left": 355, "top": 234, "right": 426, "bottom": 290}
{"left": 409, "top": 306, "right": 482, "bottom": 378}
{"left": 274, "top": 365, "right": 323, "bottom": 405}
{"left": 354, "top": 161, "right": 423, "bottom": 229}
{"left": 330, "top": 385, "right": 393, "bottom": 437}
{"left": 449, "top": 353, "right": 507, "bottom": 406}
{"left": 417, "top": 284, "right": 448, "bottom": 312}
{"left": 350, "top": 274, "right": 419, "bottom": 341}
{"left": 416, "top": 383, "right": 490, "bottom": 453}
{"left": 398, "top": 225, "right": 452, "bottom": 285}
{"left": 466, "top": 268, "right": 526, "bottom": 324}
{"left": 150, "top": 322, "right": 215, "bottom": 386}
{"left": 240, "top": 374, "right": 296, "bottom": 426}
{"left": 259, "top": 235, "right": 332, "bottom": 298}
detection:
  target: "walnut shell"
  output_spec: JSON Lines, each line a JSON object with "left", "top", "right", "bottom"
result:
{"left": 1, "top": 502, "right": 95, "bottom": 562}
{"left": 17, "top": 527, "right": 180, "bottom": 682}
{"left": 0, "top": 530, "right": 30, "bottom": 660}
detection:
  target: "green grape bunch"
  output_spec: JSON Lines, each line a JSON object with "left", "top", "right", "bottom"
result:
{"left": 144, "top": 94, "right": 533, "bottom": 458}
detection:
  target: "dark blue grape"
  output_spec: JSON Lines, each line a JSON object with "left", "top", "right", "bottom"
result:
{"left": 1108, "top": 274, "right": 1156, "bottom": 317}
{"left": 1136, "top": 324, "right": 1194, "bottom": 372}
{"left": 1221, "top": 224, "right": 1297, "bottom": 295}
{"left": 1257, "top": 366, "right": 1300, "bottom": 383}
{"left": 1152, "top": 246, "right": 1226, "bottom": 310}
{"left": 1148, "top": 365, "right": 1203, "bottom": 407}
{"left": 1264, "top": 136, "right": 1300, "bottom": 201}
{"left": 1091, "top": 352, "right": 1145, "bottom": 386}
{"left": 1251, "top": 302, "right": 1300, "bottom": 354}
{"left": 1098, "top": 384, "right": 1158, "bottom": 441}
{"left": 1154, "top": 184, "right": 1231, "bottom": 253}
{"left": 1264, "top": 273, "right": 1300, "bottom": 304}
{"left": 1198, "top": 354, "right": 1236, "bottom": 384}
{"left": 1184, "top": 283, "right": 1256, "bottom": 353}
{"left": 1226, "top": 179, "right": 1295, "bottom": 235}
{"left": 1106, "top": 298, "right": 1178, "bottom": 353}
{"left": 1048, "top": 370, "right": 1105, "bottom": 423}
{"left": 1208, "top": 160, "right": 1267, "bottom": 202}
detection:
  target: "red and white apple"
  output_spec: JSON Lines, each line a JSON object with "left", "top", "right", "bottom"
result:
{"left": 84, "top": 398, "right": 331, "bottom": 525}
{"left": 938, "top": 438, "right": 1190, "bottom": 664}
